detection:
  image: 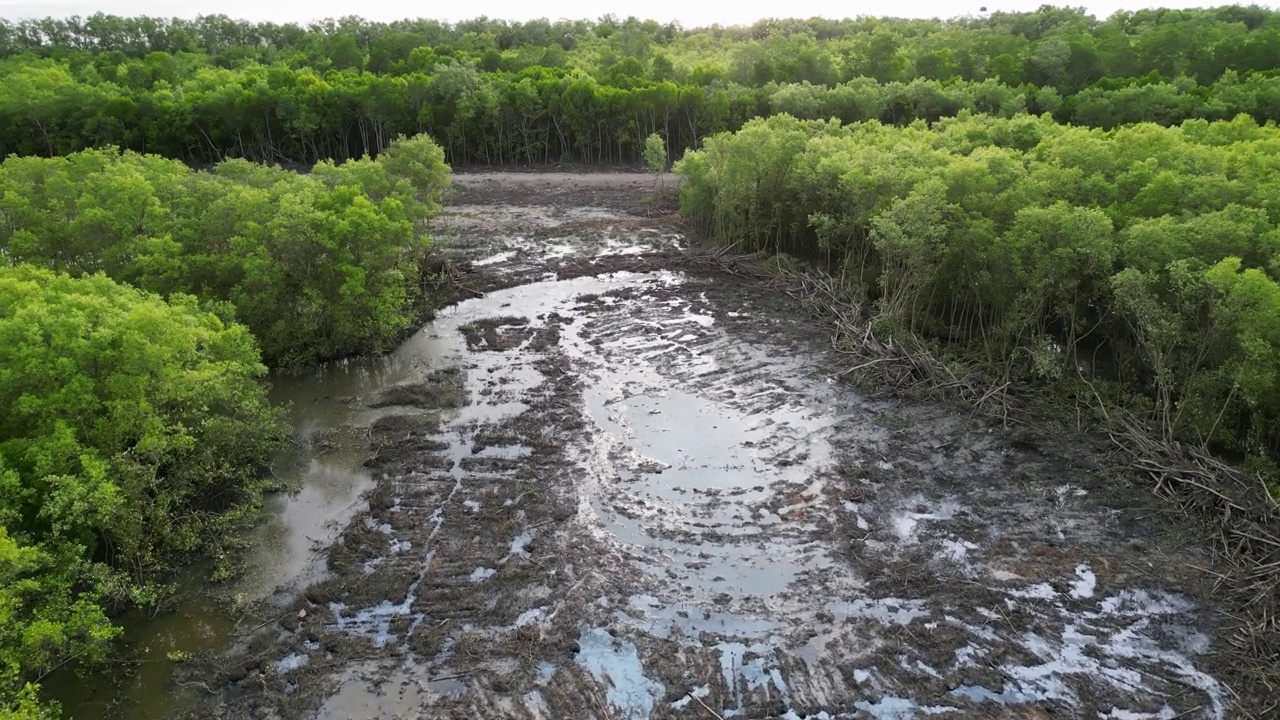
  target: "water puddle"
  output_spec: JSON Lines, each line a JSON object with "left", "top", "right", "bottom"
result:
{"left": 558, "top": 280, "right": 858, "bottom": 600}
{"left": 314, "top": 659, "right": 466, "bottom": 720}
{"left": 575, "top": 627, "right": 664, "bottom": 720}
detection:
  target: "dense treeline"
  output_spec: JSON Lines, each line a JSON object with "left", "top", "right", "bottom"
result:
{"left": 0, "top": 134, "right": 450, "bottom": 716}
{"left": 678, "top": 113, "right": 1280, "bottom": 464}
{"left": 0, "top": 134, "right": 448, "bottom": 365}
{"left": 4, "top": 7, "right": 1280, "bottom": 165}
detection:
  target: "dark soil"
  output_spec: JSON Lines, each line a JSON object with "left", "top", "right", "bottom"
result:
{"left": 368, "top": 368, "right": 466, "bottom": 409}
{"left": 448, "top": 171, "right": 678, "bottom": 214}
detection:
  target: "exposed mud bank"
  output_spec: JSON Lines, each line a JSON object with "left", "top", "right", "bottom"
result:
{"left": 195, "top": 174, "right": 1235, "bottom": 720}
{"left": 448, "top": 171, "right": 677, "bottom": 214}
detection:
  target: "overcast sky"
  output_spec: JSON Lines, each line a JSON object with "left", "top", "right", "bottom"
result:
{"left": 0, "top": 0, "right": 1263, "bottom": 27}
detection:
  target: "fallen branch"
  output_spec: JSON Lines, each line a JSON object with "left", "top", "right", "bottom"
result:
{"left": 687, "top": 691, "right": 726, "bottom": 720}
{"left": 1105, "top": 410, "right": 1280, "bottom": 717}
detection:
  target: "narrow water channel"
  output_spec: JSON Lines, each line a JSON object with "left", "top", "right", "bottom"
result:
{"left": 47, "top": 356, "right": 416, "bottom": 718}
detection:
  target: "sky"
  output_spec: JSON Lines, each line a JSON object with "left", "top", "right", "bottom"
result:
{"left": 0, "top": 0, "right": 1265, "bottom": 26}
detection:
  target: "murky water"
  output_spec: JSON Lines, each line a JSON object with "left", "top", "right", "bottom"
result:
{"left": 570, "top": 288, "right": 852, "bottom": 599}
{"left": 48, "top": 355, "right": 426, "bottom": 717}
{"left": 43, "top": 579, "right": 234, "bottom": 719}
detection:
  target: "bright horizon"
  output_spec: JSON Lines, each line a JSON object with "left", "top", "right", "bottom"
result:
{"left": 0, "top": 0, "right": 1273, "bottom": 27}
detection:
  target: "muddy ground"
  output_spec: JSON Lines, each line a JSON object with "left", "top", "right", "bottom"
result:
{"left": 194, "top": 173, "right": 1240, "bottom": 720}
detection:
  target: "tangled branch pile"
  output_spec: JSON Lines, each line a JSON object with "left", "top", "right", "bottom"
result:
{"left": 1112, "top": 415, "right": 1279, "bottom": 710}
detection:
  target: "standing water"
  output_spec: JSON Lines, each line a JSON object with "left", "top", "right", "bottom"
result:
{"left": 44, "top": 354, "right": 422, "bottom": 718}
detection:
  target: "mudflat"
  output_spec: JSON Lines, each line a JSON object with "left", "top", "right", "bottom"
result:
{"left": 203, "top": 173, "right": 1231, "bottom": 720}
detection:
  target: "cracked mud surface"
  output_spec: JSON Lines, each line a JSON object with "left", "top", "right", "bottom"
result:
{"left": 202, "top": 173, "right": 1234, "bottom": 720}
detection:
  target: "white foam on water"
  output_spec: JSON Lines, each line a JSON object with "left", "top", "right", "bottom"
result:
{"left": 1053, "top": 484, "right": 1088, "bottom": 502}
{"left": 1103, "top": 709, "right": 1178, "bottom": 720}
{"left": 939, "top": 539, "right": 976, "bottom": 563}
{"left": 959, "top": 585, "right": 1227, "bottom": 719}
{"left": 514, "top": 608, "right": 543, "bottom": 627}
{"left": 854, "top": 697, "right": 957, "bottom": 719}
{"left": 362, "top": 518, "right": 394, "bottom": 534}
{"left": 952, "top": 644, "right": 985, "bottom": 669}
{"left": 1099, "top": 589, "right": 1193, "bottom": 617}
{"left": 331, "top": 597, "right": 414, "bottom": 647}
{"left": 328, "top": 546, "right": 441, "bottom": 647}
{"left": 472, "top": 250, "right": 518, "bottom": 266}
{"left": 718, "top": 641, "right": 791, "bottom": 712}
{"left": 670, "top": 684, "right": 710, "bottom": 710}
{"left": 509, "top": 531, "right": 532, "bottom": 556}
{"left": 891, "top": 515, "right": 919, "bottom": 540}
{"left": 888, "top": 498, "right": 963, "bottom": 544}
{"left": 522, "top": 690, "right": 551, "bottom": 717}
{"left": 1101, "top": 620, "right": 1225, "bottom": 718}
{"left": 1008, "top": 582, "right": 1058, "bottom": 600}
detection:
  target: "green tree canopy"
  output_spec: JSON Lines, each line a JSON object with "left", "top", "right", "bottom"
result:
{"left": 0, "top": 133, "right": 451, "bottom": 365}
{"left": 0, "top": 266, "right": 286, "bottom": 714}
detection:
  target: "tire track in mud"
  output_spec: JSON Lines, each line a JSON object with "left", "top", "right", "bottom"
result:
{"left": 209, "top": 182, "right": 1233, "bottom": 720}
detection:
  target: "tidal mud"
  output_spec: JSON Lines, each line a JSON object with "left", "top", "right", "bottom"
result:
{"left": 199, "top": 173, "right": 1232, "bottom": 720}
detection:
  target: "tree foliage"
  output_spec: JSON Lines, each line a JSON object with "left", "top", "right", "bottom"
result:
{"left": 0, "top": 266, "right": 288, "bottom": 715}
{"left": 4, "top": 8, "right": 1280, "bottom": 165}
{"left": 677, "top": 113, "right": 1280, "bottom": 460}
{"left": 0, "top": 133, "right": 450, "bottom": 365}
{"left": 0, "top": 134, "right": 448, "bottom": 714}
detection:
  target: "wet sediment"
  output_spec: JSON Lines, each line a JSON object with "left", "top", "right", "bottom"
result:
{"left": 201, "top": 175, "right": 1230, "bottom": 720}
